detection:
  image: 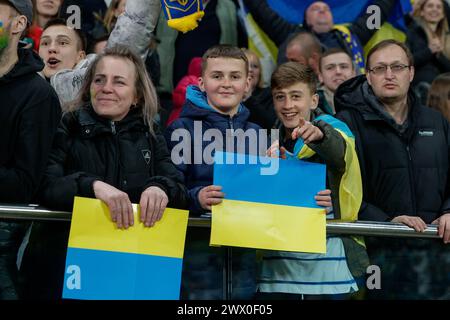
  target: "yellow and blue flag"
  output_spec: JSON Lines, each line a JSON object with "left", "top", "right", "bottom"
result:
{"left": 293, "top": 114, "right": 362, "bottom": 222}
{"left": 63, "top": 197, "right": 189, "bottom": 300}
{"left": 211, "top": 152, "right": 327, "bottom": 254}
{"left": 160, "top": 0, "right": 205, "bottom": 33}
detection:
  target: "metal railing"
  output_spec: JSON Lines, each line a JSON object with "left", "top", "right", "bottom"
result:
{"left": 0, "top": 204, "right": 440, "bottom": 238}
{"left": 0, "top": 204, "right": 442, "bottom": 300}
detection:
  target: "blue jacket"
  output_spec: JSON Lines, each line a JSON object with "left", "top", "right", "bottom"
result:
{"left": 165, "top": 86, "right": 262, "bottom": 215}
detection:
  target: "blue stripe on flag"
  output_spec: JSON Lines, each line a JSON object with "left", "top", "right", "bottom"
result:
{"left": 214, "top": 152, "right": 326, "bottom": 208}
{"left": 63, "top": 247, "right": 182, "bottom": 300}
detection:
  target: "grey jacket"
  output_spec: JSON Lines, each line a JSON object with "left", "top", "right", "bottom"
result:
{"left": 50, "top": 0, "right": 161, "bottom": 106}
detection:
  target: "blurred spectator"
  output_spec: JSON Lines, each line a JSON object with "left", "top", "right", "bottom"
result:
{"left": 103, "top": 0, "right": 125, "bottom": 33}
{"left": 242, "top": 0, "right": 397, "bottom": 72}
{"left": 318, "top": 48, "right": 357, "bottom": 114}
{"left": 243, "top": 48, "right": 264, "bottom": 97}
{"left": 427, "top": 72, "right": 450, "bottom": 121}
{"left": 285, "top": 32, "right": 322, "bottom": 75}
{"left": 27, "top": 0, "right": 62, "bottom": 51}
{"left": 241, "top": 48, "right": 277, "bottom": 130}
{"left": 407, "top": 0, "right": 450, "bottom": 89}
{"left": 0, "top": 0, "right": 61, "bottom": 299}
{"left": 167, "top": 57, "right": 202, "bottom": 127}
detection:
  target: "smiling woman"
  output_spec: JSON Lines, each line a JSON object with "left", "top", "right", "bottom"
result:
{"left": 22, "top": 45, "right": 189, "bottom": 299}
{"left": 407, "top": 0, "right": 450, "bottom": 86}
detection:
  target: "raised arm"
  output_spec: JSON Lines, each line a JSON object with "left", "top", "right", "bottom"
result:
{"left": 242, "top": 0, "right": 301, "bottom": 46}
{"left": 106, "top": 0, "right": 161, "bottom": 61}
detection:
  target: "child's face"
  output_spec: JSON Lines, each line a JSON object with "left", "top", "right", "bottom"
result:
{"left": 199, "top": 57, "right": 249, "bottom": 115}
{"left": 272, "top": 82, "right": 318, "bottom": 130}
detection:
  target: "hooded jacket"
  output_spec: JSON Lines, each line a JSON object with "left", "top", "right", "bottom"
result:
{"left": 335, "top": 75, "right": 450, "bottom": 223}
{"left": 40, "top": 105, "right": 189, "bottom": 211}
{"left": 165, "top": 86, "right": 262, "bottom": 215}
{"left": 0, "top": 48, "right": 61, "bottom": 203}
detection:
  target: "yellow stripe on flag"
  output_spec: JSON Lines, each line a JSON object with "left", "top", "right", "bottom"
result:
{"left": 211, "top": 199, "right": 326, "bottom": 253}
{"left": 68, "top": 197, "right": 189, "bottom": 259}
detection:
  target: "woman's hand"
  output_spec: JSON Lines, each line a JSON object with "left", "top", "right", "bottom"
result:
{"left": 139, "top": 186, "right": 169, "bottom": 227}
{"left": 93, "top": 180, "right": 134, "bottom": 229}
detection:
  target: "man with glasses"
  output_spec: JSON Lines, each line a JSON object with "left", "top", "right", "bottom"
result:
{"left": 335, "top": 39, "right": 450, "bottom": 299}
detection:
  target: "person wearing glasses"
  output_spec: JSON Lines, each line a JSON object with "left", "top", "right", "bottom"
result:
{"left": 334, "top": 39, "right": 450, "bottom": 299}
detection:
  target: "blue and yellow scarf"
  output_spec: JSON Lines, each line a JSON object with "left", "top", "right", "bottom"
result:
{"left": 292, "top": 114, "right": 362, "bottom": 222}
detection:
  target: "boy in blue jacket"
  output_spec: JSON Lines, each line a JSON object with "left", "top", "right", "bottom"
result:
{"left": 165, "top": 45, "right": 262, "bottom": 299}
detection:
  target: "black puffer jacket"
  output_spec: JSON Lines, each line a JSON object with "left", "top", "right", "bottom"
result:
{"left": 335, "top": 75, "right": 450, "bottom": 223}
{"left": 40, "top": 105, "right": 189, "bottom": 211}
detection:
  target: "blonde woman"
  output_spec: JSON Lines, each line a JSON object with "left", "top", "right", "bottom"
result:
{"left": 407, "top": 0, "right": 450, "bottom": 85}
{"left": 19, "top": 46, "right": 188, "bottom": 299}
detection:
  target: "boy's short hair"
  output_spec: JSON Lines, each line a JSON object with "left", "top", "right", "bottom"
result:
{"left": 271, "top": 62, "right": 317, "bottom": 94}
{"left": 319, "top": 48, "right": 354, "bottom": 71}
{"left": 201, "top": 45, "right": 249, "bottom": 76}
{"left": 43, "top": 18, "right": 87, "bottom": 52}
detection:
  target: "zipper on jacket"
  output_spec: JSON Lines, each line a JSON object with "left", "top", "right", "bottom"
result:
{"left": 110, "top": 120, "right": 122, "bottom": 187}
{"left": 405, "top": 144, "right": 417, "bottom": 215}
{"left": 228, "top": 118, "right": 234, "bottom": 130}
{"left": 111, "top": 121, "right": 116, "bottom": 135}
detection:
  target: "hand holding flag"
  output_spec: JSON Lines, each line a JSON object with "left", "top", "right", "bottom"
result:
{"left": 198, "top": 185, "right": 225, "bottom": 211}
{"left": 266, "top": 140, "right": 287, "bottom": 159}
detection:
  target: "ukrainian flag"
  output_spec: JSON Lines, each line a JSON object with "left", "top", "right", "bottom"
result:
{"left": 63, "top": 197, "right": 189, "bottom": 300}
{"left": 211, "top": 152, "right": 327, "bottom": 254}
{"left": 293, "top": 114, "right": 362, "bottom": 222}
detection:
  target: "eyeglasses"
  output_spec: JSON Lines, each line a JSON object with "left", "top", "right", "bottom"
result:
{"left": 368, "top": 64, "right": 410, "bottom": 75}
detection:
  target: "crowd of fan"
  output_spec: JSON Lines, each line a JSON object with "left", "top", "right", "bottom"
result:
{"left": 0, "top": 0, "right": 449, "bottom": 300}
